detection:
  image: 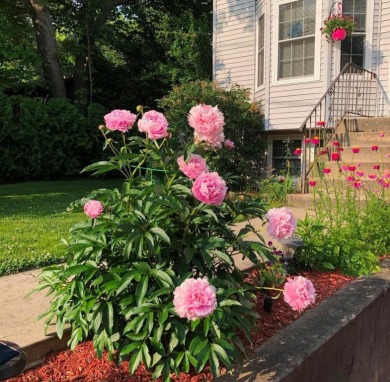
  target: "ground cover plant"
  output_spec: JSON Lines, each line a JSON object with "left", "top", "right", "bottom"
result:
{"left": 36, "top": 105, "right": 315, "bottom": 381}
{"left": 295, "top": 136, "right": 390, "bottom": 275}
{"left": 0, "top": 178, "right": 122, "bottom": 275}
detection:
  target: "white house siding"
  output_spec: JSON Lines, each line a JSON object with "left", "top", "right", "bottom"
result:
{"left": 261, "top": 0, "right": 327, "bottom": 130}
{"left": 378, "top": 0, "right": 390, "bottom": 115}
{"left": 213, "top": 0, "right": 256, "bottom": 96}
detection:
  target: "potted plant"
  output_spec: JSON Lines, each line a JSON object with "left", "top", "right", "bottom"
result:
{"left": 321, "top": 14, "right": 357, "bottom": 42}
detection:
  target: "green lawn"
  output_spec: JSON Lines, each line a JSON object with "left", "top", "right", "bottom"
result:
{"left": 0, "top": 178, "right": 122, "bottom": 276}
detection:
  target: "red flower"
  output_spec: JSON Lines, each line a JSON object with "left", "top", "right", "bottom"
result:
{"left": 304, "top": 138, "right": 311, "bottom": 144}
{"left": 373, "top": 164, "right": 380, "bottom": 170}
{"left": 332, "top": 140, "right": 340, "bottom": 147}
{"left": 331, "top": 152, "right": 340, "bottom": 161}
{"left": 368, "top": 174, "right": 377, "bottom": 180}
{"left": 355, "top": 171, "right": 364, "bottom": 177}
{"left": 337, "top": 147, "right": 344, "bottom": 152}
{"left": 309, "top": 180, "right": 317, "bottom": 187}
{"left": 316, "top": 121, "right": 326, "bottom": 127}
{"left": 294, "top": 148, "right": 303, "bottom": 155}
{"left": 319, "top": 149, "right": 328, "bottom": 155}
{"left": 348, "top": 165, "right": 356, "bottom": 171}
{"left": 323, "top": 167, "right": 331, "bottom": 174}
{"left": 353, "top": 180, "right": 363, "bottom": 189}
{"left": 371, "top": 145, "right": 379, "bottom": 151}
{"left": 311, "top": 136, "right": 320, "bottom": 145}
{"left": 352, "top": 147, "right": 360, "bottom": 154}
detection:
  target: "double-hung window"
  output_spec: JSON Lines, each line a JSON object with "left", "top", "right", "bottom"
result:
{"left": 278, "top": 0, "right": 316, "bottom": 80}
{"left": 257, "top": 14, "right": 265, "bottom": 87}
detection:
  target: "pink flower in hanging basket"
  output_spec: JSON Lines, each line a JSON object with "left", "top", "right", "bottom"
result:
{"left": 332, "top": 28, "right": 347, "bottom": 41}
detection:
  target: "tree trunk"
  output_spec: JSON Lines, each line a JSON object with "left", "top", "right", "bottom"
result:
{"left": 27, "top": 0, "right": 67, "bottom": 98}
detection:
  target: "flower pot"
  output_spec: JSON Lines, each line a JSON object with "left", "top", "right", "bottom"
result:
{"left": 331, "top": 28, "right": 347, "bottom": 41}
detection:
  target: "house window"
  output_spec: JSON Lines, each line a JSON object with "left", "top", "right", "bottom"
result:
{"left": 278, "top": 0, "right": 316, "bottom": 79}
{"left": 340, "top": 0, "right": 366, "bottom": 68}
{"left": 257, "top": 14, "right": 265, "bottom": 87}
{"left": 272, "top": 139, "right": 302, "bottom": 176}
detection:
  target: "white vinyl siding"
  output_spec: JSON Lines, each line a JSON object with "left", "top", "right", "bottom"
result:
{"left": 213, "top": 0, "right": 256, "bottom": 96}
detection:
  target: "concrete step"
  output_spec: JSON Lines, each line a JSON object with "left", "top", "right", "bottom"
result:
{"left": 346, "top": 117, "right": 390, "bottom": 132}
{"left": 320, "top": 146, "right": 390, "bottom": 162}
{"left": 332, "top": 131, "right": 390, "bottom": 146}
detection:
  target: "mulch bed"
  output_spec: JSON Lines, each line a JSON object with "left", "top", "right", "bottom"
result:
{"left": 8, "top": 270, "right": 355, "bottom": 382}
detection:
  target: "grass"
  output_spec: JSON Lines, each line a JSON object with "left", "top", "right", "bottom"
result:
{"left": 0, "top": 178, "right": 122, "bottom": 276}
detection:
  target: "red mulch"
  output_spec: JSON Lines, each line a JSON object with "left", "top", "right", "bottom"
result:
{"left": 7, "top": 270, "right": 354, "bottom": 382}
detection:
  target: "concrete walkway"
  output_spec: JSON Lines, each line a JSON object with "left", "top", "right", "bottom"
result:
{"left": 0, "top": 207, "right": 311, "bottom": 370}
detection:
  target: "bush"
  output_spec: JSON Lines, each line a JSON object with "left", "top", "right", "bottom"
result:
{"left": 158, "top": 81, "right": 266, "bottom": 191}
{"left": 0, "top": 93, "right": 105, "bottom": 181}
{"left": 36, "top": 105, "right": 276, "bottom": 380}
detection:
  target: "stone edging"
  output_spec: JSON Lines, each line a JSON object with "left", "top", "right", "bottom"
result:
{"left": 218, "top": 259, "right": 390, "bottom": 382}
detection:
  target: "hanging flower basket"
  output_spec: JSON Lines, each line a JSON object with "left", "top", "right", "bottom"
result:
{"left": 331, "top": 28, "right": 347, "bottom": 41}
{"left": 321, "top": 14, "right": 357, "bottom": 42}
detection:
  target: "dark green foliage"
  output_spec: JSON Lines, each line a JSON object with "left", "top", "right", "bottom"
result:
{"left": 0, "top": 93, "right": 105, "bottom": 181}
{"left": 36, "top": 110, "right": 274, "bottom": 380}
{"left": 159, "top": 81, "right": 266, "bottom": 191}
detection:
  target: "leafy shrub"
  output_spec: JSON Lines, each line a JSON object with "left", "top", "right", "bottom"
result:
{"left": 158, "top": 81, "right": 266, "bottom": 191}
{"left": 36, "top": 106, "right": 275, "bottom": 380}
{"left": 0, "top": 93, "right": 105, "bottom": 181}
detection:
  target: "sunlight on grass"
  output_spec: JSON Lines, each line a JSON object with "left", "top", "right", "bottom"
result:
{"left": 0, "top": 178, "right": 122, "bottom": 276}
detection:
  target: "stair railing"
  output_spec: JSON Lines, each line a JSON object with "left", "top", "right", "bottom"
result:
{"left": 299, "top": 62, "right": 387, "bottom": 192}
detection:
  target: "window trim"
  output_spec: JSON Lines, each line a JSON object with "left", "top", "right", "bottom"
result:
{"left": 272, "top": 0, "right": 322, "bottom": 85}
{"left": 256, "top": 13, "right": 266, "bottom": 90}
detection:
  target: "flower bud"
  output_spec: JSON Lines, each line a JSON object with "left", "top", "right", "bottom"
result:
{"left": 136, "top": 105, "right": 143, "bottom": 113}
{"left": 98, "top": 125, "right": 105, "bottom": 131}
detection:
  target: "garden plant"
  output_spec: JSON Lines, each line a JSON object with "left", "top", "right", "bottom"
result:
{"left": 36, "top": 105, "right": 315, "bottom": 380}
{"left": 295, "top": 136, "right": 390, "bottom": 275}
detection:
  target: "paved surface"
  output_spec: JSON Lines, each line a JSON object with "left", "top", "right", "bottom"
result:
{"left": 0, "top": 207, "right": 311, "bottom": 370}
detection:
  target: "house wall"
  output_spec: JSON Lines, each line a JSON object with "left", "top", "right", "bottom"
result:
{"left": 213, "top": 0, "right": 390, "bottom": 129}
{"left": 213, "top": 0, "right": 256, "bottom": 96}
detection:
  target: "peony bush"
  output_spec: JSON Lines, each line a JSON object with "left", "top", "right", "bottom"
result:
{"left": 37, "top": 105, "right": 313, "bottom": 381}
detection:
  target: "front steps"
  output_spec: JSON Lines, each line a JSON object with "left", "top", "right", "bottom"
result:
{"left": 289, "top": 117, "right": 390, "bottom": 209}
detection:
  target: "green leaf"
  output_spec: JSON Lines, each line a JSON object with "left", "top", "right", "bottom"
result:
{"left": 211, "top": 343, "right": 232, "bottom": 368}
{"left": 322, "top": 262, "right": 335, "bottom": 269}
{"left": 120, "top": 341, "right": 142, "bottom": 356}
{"left": 209, "top": 349, "right": 220, "bottom": 378}
{"left": 142, "top": 343, "right": 152, "bottom": 368}
{"left": 151, "top": 269, "right": 174, "bottom": 287}
{"left": 196, "top": 345, "right": 210, "bottom": 372}
{"left": 129, "top": 349, "right": 143, "bottom": 374}
{"left": 151, "top": 362, "right": 164, "bottom": 380}
{"left": 219, "top": 299, "right": 241, "bottom": 307}
{"left": 169, "top": 332, "right": 179, "bottom": 352}
{"left": 62, "top": 265, "right": 93, "bottom": 278}
{"left": 150, "top": 227, "right": 171, "bottom": 244}
{"left": 158, "top": 309, "right": 169, "bottom": 325}
{"left": 136, "top": 275, "right": 149, "bottom": 305}
{"left": 211, "top": 321, "right": 220, "bottom": 339}
{"left": 209, "top": 249, "right": 232, "bottom": 265}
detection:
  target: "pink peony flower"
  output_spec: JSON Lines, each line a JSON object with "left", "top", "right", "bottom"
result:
{"left": 177, "top": 154, "right": 208, "bottom": 179}
{"left": 188, "top": 105, "right": 225, "bottom": 148}
{"left": 104, "top": 110, "right": 137, "bottom": 132}
{"left": 84, "top": 200, "right": 104, "bottom": 219}
{"left": 138, "top": 110, "right": 169, "bottom": 140}
{"left": 331, "top": 152, "right": 340, "bottom": 161}
{"left": 283, "top": 276, "right": 316, "bottom": 313}
{"left": 173, "top": 278, "right": 217, "bottom": 320}
{"left": 192, "top": 172, "right": 227, "bottom": 206}
{"left": 352, "top": 147, "right": 360, "bottom": 154}
{"left": 332, "top": 140, "right": 340, "bottom": 147}
{"left": 294, "top": 148, "right": 302, "bottom": 155}
{"left": 323, "top": 167, "right": 331, "bottom": 174}
{"left": 266, "top": 207, "right": 297, "bottom": 241}
{"left": 371, "top": 145, "right": 379, "bottom": 151}
{"left": 309, "top": 180, "right": 317, "bottom": 187}
{"left": 223, "top": 139, "right": 235, "bottom": 149}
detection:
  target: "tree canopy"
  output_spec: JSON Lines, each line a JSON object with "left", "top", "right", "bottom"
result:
{"left": 0, "top": 0, "right": 212, "bottom": 110}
